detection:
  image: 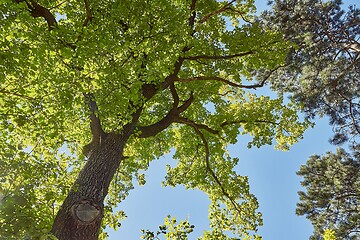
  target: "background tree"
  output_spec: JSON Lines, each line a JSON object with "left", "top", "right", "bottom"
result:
{"left": 297, "top": 149, "right": 360, "bottom": 240}
{"left": 257, "top": 0, "right": 359, "bottom": 239}
{"left": 259, "top": 0, "right": 359, "bottom": 147}
{"left": 0, "top": 0, "right": 309, "bottom": 239}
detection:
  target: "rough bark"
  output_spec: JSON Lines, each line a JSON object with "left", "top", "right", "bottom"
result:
{"left": 51, "top": 132, "right": 128, "bottom": 240}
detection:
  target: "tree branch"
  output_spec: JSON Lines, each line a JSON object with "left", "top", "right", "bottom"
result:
{"left": 175, "top": 117, "right": 219, "bottom": 135}
{"left": 177, "top": 76, "right": 266, "bottom": 89}
{"left": 136, "top": 110, "right": 177, "bottom": 138}
{"left": 199, "top": 0, "right": 236, "bottom": 24}
{"left": 190, "top": 124, "right": 242, "bottom": 214}
{"left": 336, "top": 91, "right": 360, "bottom": 136}
{"left": 178, "top": 65, "right": 283, "bottom": 89}
{"left": 16, "top": 0, "right": 57, "bottom": 30}
{"left": 188, "top": 0, "right": 197, "bottom": 28}
{"left": 177, "top": 92, "right": 194, "bottom": 112}
{"left": 82, "top": 93, "right": 106, "bottom": 157}
{"left": 221, "top": 119, "right": 278, "bottom": 127}
{"left": 137, "top": 90, "right": 194, "bottom": 138}
{"left": 227, "top": 7, "right": 252, "bottom": 23}
{"left": 0, "top": 89, "right": 35, "bottom": 100}
{"left": 83, "top": 0, "right": 93, "bottom": 26}
{"left": 169, "top": 83, "right": 180, "bottom": 108}
{"left": 184, "top": 51, "right": 254, "bottom": 61}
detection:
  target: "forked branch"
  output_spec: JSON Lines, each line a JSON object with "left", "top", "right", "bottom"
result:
{"left": 83, "top": 93, "right": 106, "bottom": 144}
{"left": 137, "top": 88, "right": 194, "bottom": 138}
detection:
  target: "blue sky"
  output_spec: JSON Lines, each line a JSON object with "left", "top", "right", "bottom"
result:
{"left": 107, "top": 0, "right": 357, "bottom": 239}
{"left": 108, "top": 117, "right": 334, "bottom": 240}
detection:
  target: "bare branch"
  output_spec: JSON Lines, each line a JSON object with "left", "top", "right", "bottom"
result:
{"left": 184, "top": 51, "right": 254, "bottom": 61}
{"left": 177, "top": 76, "right": 266, "bottom": 89}
{"left": 199, "top": 0, "right": 236, "bottom": 24}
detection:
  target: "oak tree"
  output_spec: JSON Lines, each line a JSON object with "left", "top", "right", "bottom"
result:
{"left": 0, "top": 0, "right": 309, "bottom": 239}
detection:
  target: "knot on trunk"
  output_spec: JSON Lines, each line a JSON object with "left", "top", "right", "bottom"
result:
{"left": 71, "top": 200, "right": 101, "bottom": 223}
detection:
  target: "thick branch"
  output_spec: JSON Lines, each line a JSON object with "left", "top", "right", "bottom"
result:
{"left": 177, "top": 92, "right": 194, "bottom": 112}
{"left": 189, "top": 0, "right": 197, "bottom": 27}
{"left": 188, "top": 0, "right": 197, "bottom": 36}
{"left": 82, "top": 93, "right": 106, "bottom": 157}
{"left": 161, "top": 57, "right": 186, "bottom": 90}
{"left": 16, "top": 0, "right": 57, "bottom": 30}
{"left": 137, "top": 91, "right": 194, "bottom": 138}
{"left": 136, "top": 110, "right": 177, "bottom": 138}
{"left": 169, "top": 83, "right": 180, "bottom": 108}
{"left": 83, "top": 0, "right": 93, "bottom": 26}
{"left": 142, "top": 55, "right": 186, "bottom": 102}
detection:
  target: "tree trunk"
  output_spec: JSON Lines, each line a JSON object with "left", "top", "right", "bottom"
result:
{"left": 51, "top": 132, "right": 128, "bottom": 240}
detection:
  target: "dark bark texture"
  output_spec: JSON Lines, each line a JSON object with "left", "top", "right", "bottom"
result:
{"left": 51, "top": 132, "right": 128, "bottom": 240}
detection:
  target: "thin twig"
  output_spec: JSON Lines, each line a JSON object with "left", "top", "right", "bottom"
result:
{"left": 199, "top": 0, "right": 236, "bottom": 24}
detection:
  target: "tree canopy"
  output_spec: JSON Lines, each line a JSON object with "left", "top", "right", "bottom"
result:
{"left": 0, "top": 0, "right": 310, "bottom": 239}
